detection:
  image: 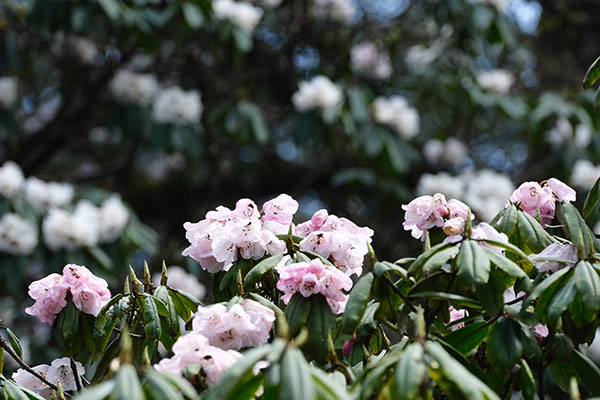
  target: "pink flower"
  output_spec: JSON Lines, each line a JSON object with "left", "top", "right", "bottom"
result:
{"left": 12, "top": 364, "right": 53, "bottom": 398}
{"left": 261, "top": 194, "right": 299, "bottom": 234}
{"left": 276, "top": 258, "right": 353, "bottom": 313}
{"left": 12, "top": 358, "right": 84, "bottom": 398}
{"left": 471, "top": 223, "right": 508, "bottom": 252}
{"left": 25, "top": 274, "right": 69, "bottom": 325}
{"left": 402, "top": 193, "right": 449, "bottom": 239}
{"left": 532, "top": 324, "right": 549, "bottom": 339}
{"left": 508, "top": 182, "right": 555, "bottom": 226}
{"left": 532, "top": 243, "right": 577, "bottom": 273}
{"left": 546, "top": 178, "right": 576, "bottom": 203}
{"left": 448, "top": 306, "right": 468, "bottom": 330}
{"left": 192, "top": 300, "right": 275, "bottom": 350}
{"left": 296, "top": 210, "right": 374, "bottom": 276}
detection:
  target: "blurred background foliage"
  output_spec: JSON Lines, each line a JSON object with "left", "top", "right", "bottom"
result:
{"left": 0, "top": 0, "right": 599, "bottom": 366}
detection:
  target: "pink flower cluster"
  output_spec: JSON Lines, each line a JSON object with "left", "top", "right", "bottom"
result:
{"left": 275, "top": 258, "right": 353, "bottom": 314}
{"left": 295, "top": 209, "right": 374, "bottom": 276}
{"left": 532, "top": 242, "right": 577, "bottom": 273}
{"left": 448, "top": 306, "right": 468, "bottom": 330}
{"left": 154, "top": 333, "right": 243, "bottom": 387}
{"left": 403, "top": 193, "right": 473, "bottom": 240}
{"left": 25, "top": 264, "right": 111, "bottom": 324}
{"left": 182, "top": 194, "right": 298, "bottom": 273}
{"left": 507, "top": 178, "right": 576, "bottom": 226}
{"left": 13, "top": 357, "right": 85, "bottom": 399}
{"left": 192, "top": 299, "right": 275, "bottom": 350}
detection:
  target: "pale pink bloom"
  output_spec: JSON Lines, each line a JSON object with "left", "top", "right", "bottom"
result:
{"left": 261, "top": 194, "right": 299, "bottom": 234}
{"left": 447, "top": 199, "right": 472, "bottom": 220}
{"left": 12, "top": 364, "right": 53, "bottom": 399}
{"left": 532, "top": 324, "right": 549, "bottom": 339}
{"left": 276, "top": 258, "right": 353, "bottom": 313}
{"left": 471, "top": 223, "right": 508, "bottom": 252}
{"left": 448, "top": 306, "right": 468, "bottom": 330}
{"left": 443, "top": 217, "right": 466, "bottom": 236}
{"left": 547, "top": 178, "right": 576, "bottom": 203}
{"left": 532, "top": 242, "right": 577, "bottom": 273}
{"left": 25, "top": 274, "right": 69, "bottom": 325}
{"left": 402, "top": 193, "right": 449, "bottom": 239}
{"left": 46, "top": 358, "right": 85, "bottom": 392}
{"left": 503, "top": 286, "right": 525, "bottom": 308}
{"left": 508, "top": 182, "right": 555, "bottom": 226}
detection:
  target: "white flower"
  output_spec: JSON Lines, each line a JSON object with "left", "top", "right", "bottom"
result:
{"left": 423, "top": 138, "right": 467, "bottom": 168}
{"left": 416, "top": 172, "right": 466, "bottom": 200}
{"left": 97, "top": 195, "right": 129, "bottom": 243}
{"left": 292, "top": 75, "right": 344, "bottom": 113}
{"left": 570, "top": 160, "right": 600, "bottom": 190}
{"left": 350, "top": 42, "right": 392, "bottom": 80}
{"left": 42, "top": 201, "right": 100, "bottom": 251}
{"left": 213, "top": 0, "right": 264, "bottom": 33}
{"left": 153, "top": 266, "right": 206, "bottom": 300}
{"left": 545, "top": 118, "right": 572, "bottom": 147}
{"left": 313, "top": 0, "right": 356, "bottom": 23}
{"left": 12, "top": 364, "right": 53, "bottom": 398}
{"left": 45, "top": 357, "right": 85, "bottom": 392}
{"left": 574, "top": 124, "right": 593, "bottom": 149}
{"left": 0, "top": 213, "right": 38, "bottom": 255}
{"left": 24, "top": 177, "right": 74, "bottom": 210}
{"left": 405, "top": 45, "right": 441, "bottom": 72}
{"left": 0, "top": 161, "right": 24, "bottom": 198}
{"left": 110, "top": 70, "right": 159, "bottom": 105}
{"left": 372, "top": 96, "right": 420, "bottom": 140}
{"left": 476, "top": 69, "right": 514, "bottom": 95}
{"left": 152, "top": 86, "right": 203, "bottom": 124}
{"left": 0, "top": 76, "right": 18, "bottom": 108}
{"left": 463, "top": 169, "right": 514, "bottom": 222}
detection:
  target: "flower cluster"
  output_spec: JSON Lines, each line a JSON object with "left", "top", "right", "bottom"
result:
{"left": 0, "top": 213, "right": 38, "bottom": 255}
{"left": 110, "top": 70, "right": 159, "bottom": 105}
{"left": 182, "top": 194, "right": 297, "bottom": 272}
{"left": 350, "top": 42, "right": 392, "bottom": 80}
{"left": 532, "top": 242, "right": 577, "bottom": 273}
{"left": 292, "top": 75, "right": 344, "bottom": 114}
{"left": 13, "top": 357, "right": 85, "bottom": 399}
{"left": 152, "top": 86, "right": 203, "bottom": 124}
{"left": 402, "top": 193, "right": 472, "bottom": 240}
{"left": 43, "top": 196, "right": 129, "bottom": 251}
{"left": 372, "top": 95, "right": 420, "bottom": 140}
{"left": 25, "top": 264, "right": 111, "bottom": 324}
{"left": 545, "top": 118, "right": 591, "bottom": 149}
{"left": 154, "top": 333, "right": 249, "bottom": 387}
{"left": 507, "top": 178, "right": 576, "bottom": 226}
{"left": 213, "top": 0, "right": 264, "bottom": 33}
{"left": 275, "top": 258, "right": 353, "bottom": 313}
{"left": 475, "top": 69, "right": 514, "bottom": 95}
{"left": 423, "top": 138, "right": 468, "bottom": 169}
{"left": 192, "top": 299, "right": 275, "bottom": 350}
{"left": 0, "top": 161, "right": 24, "bottom": 198}
{"left": 296, "top": 209, "right": 374, "bottom": 276}
{"left": 24, "top": 177, "right": 74, "bottom": 210}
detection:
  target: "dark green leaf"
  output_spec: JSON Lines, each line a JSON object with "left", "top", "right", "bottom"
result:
{"left": 422, "top": 246, "right": 459, "bottom": 274}
{"left": 556, "top": 202, "right": 596, "bottom": 259}
{"left": 408, "top": 291, "right": 480, "bottom": 308}
{"left": 583, "top": 55, "right": 600, "bottom": 89}
{"left": 392, "top": 343, "right": 426, "bottom": 400}
{"left": 516, "top": 211, "right": 554, "bottom": 253}
{"left": 114, "top": 365, "right": 143, "bottom": 400}
{"left": 304, "top": 295, "right": 334, "bottom": 364}
{"left": 284, "top": 293, "right": 311, "bottom": 336}
{"left": 495, "top": 205, "right": 518, "bottom": 237}
{"left": 279, "top": 347, "right": 315, "bottom": 400}
{"left": 572, "top": 349, "right": 600, "bottom": 395}
{"left": 408, "top": 242, "right": 452, "bottom": 276}
{"left": 574, "top": 260, "right": 600, "bottom": 310}
{"left": 138, "top": 293, "right": 162, "bottom": 340}
{"left": 481, "top": 247, "right": 526, "bottom": 279}
{"left": 341, "top": 273, "right": 373, "bottom": 335}
{"left": 490, "top": 317, "right": 523, "bottom": 368}
{"left": 2, "top": 328, "right": 22, "bottom": 359}
{"left": 444, "top": 322, "right": 491, "bottom": 356}
{"left": 583, "top": 177, "right": 600, "bottom": 219}
{"left": 456, "top": 240, "right": 490, "bottom": 289}
{"left": 243, "top": 254, "right": 283, "bottom": 289}
{"left": 520, "top": 359, "right": 536, "bottom": 400}
{"left": 544, "top": 275, "right": 577, "bottom": 325}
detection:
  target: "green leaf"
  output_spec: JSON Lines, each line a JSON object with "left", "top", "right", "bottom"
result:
{"left": 347, "top": 87, "right": 369, "bottom": 122}
{"left": 521, "top": 267, "right": 570, "bottom": 310}
{"left": 544, "top": 274, "right": 577, "bottom": 325}
{"left": 310, "top": 368, "right": 351, "bottom": 400}
{"left": 456, "top": 240, "right": 490, "bottom": 289}
{"left": 556, "top": 202, "right": 596, "bottom": 259}
{"left": 2, "top": 327, "right": 22, "bottom": 359}
{"left": 62, "top": 301, "right": 80, "bottom": 342}
{"left": 422, "top": 246, "right": 459, "bottom": 274}
{"left": 426, "top": 341, "right": 500, "bottom": 400}
{"left": 481, "top": 247, "right": 526, "bottom": 279}
{"left": 582, "top": 177, "right": 600, "bottom": 219}
{"left": 73, "top": 381, "right": 115, "bottom": 400}
{"left": 341, "top": 273, "right": 373, "bottom": 335}
{"left": 243, "top": 254, "right": 283, "bottom": 289}
{"left": 114, "top": 365, "right": 143, "bottom": 400}
{"left": 284, "top": 293, "right": 311, "bottom": 336}
{"left": 572, "top": 349, "right": 600, "bottom": 395}
{"left": 3, "top": 379, "right": 30, "bottom": 400}
{"left": 520, "top": 359, "right": 536, "bottom": 400}
{"left": 97, "top": 0, "right": 121, "bottom": 20}
{"left": 182, "top": 2, "right": 204, "bottom": 28}
{"left": 516, "top": 211, "right": 554, "bottom": 253}
{"left": 475, "top": 267, "right": 505, "bottom": 316}
{"left": 550, "top": 358, "right": 577, "bottom": 393}
{"left": 392, "top": 343, "right": 426, "bottom": 400}
{"left": 304, "top": 295, "right": 334, "bottom": 364}
{"left": 495, "top": 205, "right": 518, "bottom": 237}
{"left": 408, "top": 242, "right": 452, "bottom": 276}
{"left": 444, "top": 322, "right": 491, "bottom": 355}
{"left": 408, "top": 291, "right": 480, "bottom": 308}
{"left": 489, "top": 317, "right": 523, "bottom": 368}
{"left": 138, "top": 293, "right": 162, "bottom": 340}
{"left": 144, "top": 371, "right": 184, "bottom": 400}
{"left": 279, "top": 347, "right": 315, "bottom": 400}
{"left": 168, "top": 288, "right": 201, "bottom": 321}
{"left": 574, "top": 260, "right": 600, "bottom": 310}
{"left": 583, "top": 55, "right": 600, "bottom": 89}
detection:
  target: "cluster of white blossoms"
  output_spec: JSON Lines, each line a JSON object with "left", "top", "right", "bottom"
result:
{"left": 372, "top": 95, "right": 420, "bottom": 140}
{"left": 0, "top": 161, "right": 25, "bottom": 198}
{"left": 0, "top": 76, "right": 18, "bottom": 108}
{"left": 110, "top": 70, "right": 159, "bottom": 105}
{"left": 152, "top": 86, "right": 203, "bottom": 124}
{"left": 570, "top": 159, "right": 600, "bottom": 190}
{"left": 313, "top": 0, "right": 356, "bottom": 23}
{"left": 417, "top": 169, "right": 515, "bottom": 222}
{"left": 0, "top": 213, "right": 38, "bottom": 255}
{"left": 43, "top": 196, "right": 129, "bottom": 251}
{"left": 213, "top": 0, "right": 264, "bottom": 33}
{"left": 292, "top": 75, "right": 344, "bottom": 114}
{"left": 423, "top": 138, "right": 468, "bottom": 168}
{"left": 13, "top": 357, "right": 85, "bottom": 399}
{"left": 545, "top": 117, "right": 592, "bottom": 149}
{"left": 350, "top": 42, "right": 392, "bottom": 80}
{"left": 475, "top": 69, "right": 515, "bottom": 95}
{"left": 24, "top": 177, "right": 74, "bottom": 210}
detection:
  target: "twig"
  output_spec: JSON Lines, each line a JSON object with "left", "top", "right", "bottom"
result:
{"left": 500, "top": 367, "right": 519, "bottom": 399}
{"left": 69, "top": 358, "right": 82, "bottom": 392}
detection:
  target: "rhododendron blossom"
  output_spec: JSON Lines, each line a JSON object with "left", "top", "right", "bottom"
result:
{"left": 402, "top": 193, "right": 451, "bottom": 239}
{"left": 192, "top": 300, "right": 275, "bottom": 350}
{"left": 532, "top": 324, "right": 549, "bottom": 339}
{"left": 12, "top": 357, "right": 84, "bottom": 399}
{"left": 25, "top": 264, "right": 111, "bottom": 324}
{"left": 182, "top": 195, "right": 297, "bottom": 272}
{"left": 296, "top": 209, "right": 374, "bottom": 276}
{"left": 470, "top": 223, "right": 508, "bottom": 252}
{"left": 531, "top": 242, "right": 577, "bottom": 273}
{"left": 276, "top": 258, "right": 353, "bottom": 313}
{"left": 507, "top": 178, "right": 576, "bottom": 226}
{"left": 448, "top": 306, "right": 468, "bottom": 330}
